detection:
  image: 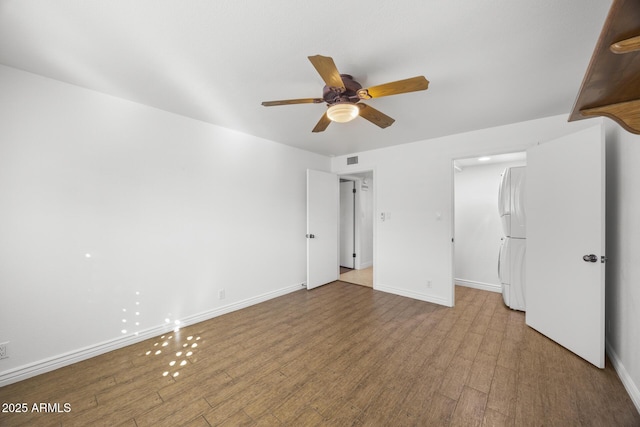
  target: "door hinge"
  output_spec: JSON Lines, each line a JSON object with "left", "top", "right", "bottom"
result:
{"left": 353, "top": 188, "right": 356, "bottom": 193}
{"left": 601, "top": 256, "right": 608, "bottom": 263}
{"left": 352, "top": 253, "right": 356, "bottom": 258}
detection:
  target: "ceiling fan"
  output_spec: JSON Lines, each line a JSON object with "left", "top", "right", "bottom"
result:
{"left": 261, "top": 55, "right": 429, "bottom": 133}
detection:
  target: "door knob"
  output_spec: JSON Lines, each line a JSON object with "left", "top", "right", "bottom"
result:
{"left": 582, "top": 254, "right": 598, "bottom": 263}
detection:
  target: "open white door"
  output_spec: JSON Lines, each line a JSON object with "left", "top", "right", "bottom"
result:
{"left": 526, "top": 125, "right": 605, "bottom": 368}
{"left": 307, "top": 169, "right": 339, "bottom": 290}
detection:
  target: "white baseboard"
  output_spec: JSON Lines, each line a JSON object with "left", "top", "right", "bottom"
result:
{"left": 0, "top": 282, "right": 302, "bottom": 388}
{"left": 375, "top": 283, "right": 452, "bottom": 307}
{"left": 358, "top": 260, "right": 373, "bottom": 269}
{"left": 455, "top": 278, "right": 502, "bottom": 293}
{"left": 606, "top": 339, "right": 640, "bottom": 414}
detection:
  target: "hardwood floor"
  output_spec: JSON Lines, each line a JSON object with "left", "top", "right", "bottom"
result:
{"left": 339, "top": 267, "right": 373, "bottom": 288}
{"left": 1, "top": 283, "right": 638, "bottom": 426}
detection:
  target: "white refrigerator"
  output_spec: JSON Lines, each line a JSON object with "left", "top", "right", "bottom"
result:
{"left": 498, "top": 166, "right": 526, "bottom": 311}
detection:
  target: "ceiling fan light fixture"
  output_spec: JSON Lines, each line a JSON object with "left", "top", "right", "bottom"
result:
{"left": 327, "top": 103, "right": 359, "bottom": 123}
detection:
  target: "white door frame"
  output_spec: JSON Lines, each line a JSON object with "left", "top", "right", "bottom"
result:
{"left": 450, "top": 151, "right": 527, "bottom": 306}
{"left": 336, "top": 167, "right": 376, "bottom": 288}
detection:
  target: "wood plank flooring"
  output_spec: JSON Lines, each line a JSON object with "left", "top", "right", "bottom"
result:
{"left": 1, "top": 283, "right": 638, "bottom": 426}
{"left": 339, "top": 267, "right": 373, "bottom": 288}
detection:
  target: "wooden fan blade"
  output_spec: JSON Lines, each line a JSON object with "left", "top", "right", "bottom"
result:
{"left": 357, "top": 103, "right": 395, "bottom": 129}
{"left": 312, "top": 112, "right": 331, "bottom": 133}
{"left": 262, "top": 98, "right": 324, "bottom": 106}
{"left": 359, "top": 76, "right": 429, "bottom": 99}
{"left": 308, "top": 55, "right": 345, "bottom": 91}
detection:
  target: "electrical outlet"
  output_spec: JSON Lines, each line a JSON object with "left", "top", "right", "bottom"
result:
{"left": 0, "top": 342, "right": 8, "bottom": 359}
{"left": 219, "top": 289, "right": 226, "bottom": 300}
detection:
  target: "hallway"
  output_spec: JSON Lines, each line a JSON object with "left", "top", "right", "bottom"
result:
{"left": 339, "top": 266, "right": 373, "bottom": 288}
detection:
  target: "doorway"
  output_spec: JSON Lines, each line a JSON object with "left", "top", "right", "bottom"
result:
{"left": 339, "top": 179, "right": 356, "bottom": 270}
{"left": 452, "top": 152, "right": 526, "bottom": 300}
{"left": 338, "top": 171, "right": 374, "bottom": 287}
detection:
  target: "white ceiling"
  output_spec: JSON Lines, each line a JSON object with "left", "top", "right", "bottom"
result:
{"left": 0, "top": 1, "right": 611, "bottom": 156}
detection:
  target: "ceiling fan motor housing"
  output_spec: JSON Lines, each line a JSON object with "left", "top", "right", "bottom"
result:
{"left": 323, "top": 74, "right": 362, "bottom": 105}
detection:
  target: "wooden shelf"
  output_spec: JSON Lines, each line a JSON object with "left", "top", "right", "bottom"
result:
{"left": 569, "top": 0, "right": 640, "bottom": 134}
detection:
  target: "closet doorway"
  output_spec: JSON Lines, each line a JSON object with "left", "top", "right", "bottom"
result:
{"left": 452, "top": 151, "right": 526, "bottom": 297}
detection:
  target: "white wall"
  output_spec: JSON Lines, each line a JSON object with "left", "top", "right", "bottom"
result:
{"left": 0, "top": 65, "right": 329, "bottom": 385}
{"left": 603, "top": 122, "right": 640, "bottom": 412}
{"left": 331, "top": 114, "right": 600, "bottom": 307}
{"left": 454, "top": 160, "right": 525, "bottom": 291}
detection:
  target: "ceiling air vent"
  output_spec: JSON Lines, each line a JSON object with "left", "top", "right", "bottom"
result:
{"left": 347, "top": 156, "right": 358, "bottom": 165}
